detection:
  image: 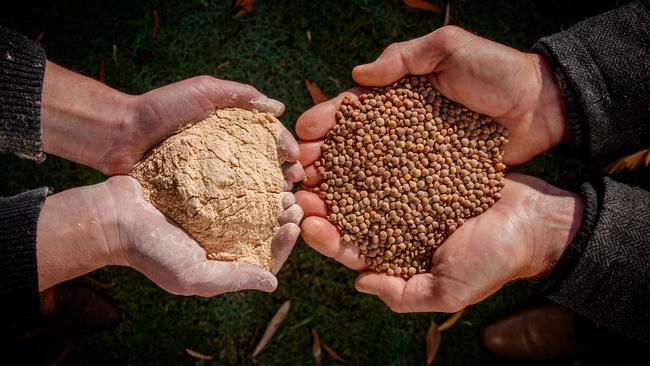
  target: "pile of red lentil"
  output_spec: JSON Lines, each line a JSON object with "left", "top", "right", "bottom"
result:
{"left": 313, "top": 76, "right": 508, "bottom": 278}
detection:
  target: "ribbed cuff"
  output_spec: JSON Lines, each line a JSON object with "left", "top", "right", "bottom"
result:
{"left": 0, "top": 27, "right": 46, "bottom": 162}
{"left": 532, "top": 41, "right": 588, "bottom": 159}
{"left": 0, "top": 187, "right": 50, "bottom": 320}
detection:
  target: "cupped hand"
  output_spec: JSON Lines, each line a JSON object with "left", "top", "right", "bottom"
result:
{"left": 98, "top": 176, "right": 301, "bottom": 296}
{"left": 350, "top": 25, "right": 568, "bottom": 165}
{"left": 41, "top": 63, "right": 304, "bottom": 180}
{"left": 103, "top": 76, "right": 304, "bottom": 181}
{"left": 297, "top": 173, "right": 582, "bottom": 313}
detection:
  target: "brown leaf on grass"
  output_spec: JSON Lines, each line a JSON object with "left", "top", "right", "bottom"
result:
{"left": 305, "top": 80, "right": 328, "bottom": 105}
{"left": 442, "top": 2, "right": 451, "bottom": 26}
{"left": 404, "top": 0, "right": 443, "bottom": 13}
{"left": 605, "top": 149, "right": 650, "bottom": 174}
{"left": 248, "top": 323, "right": 261, "bottom": 348}
{"left": 51, "top": 342, "right": 72, "bottom": 366}
{"left": 151, "top": 5, "right": 160, "bottom": 38}
{"left": 425, "top": 321, "right": 442, "bottom": 365}
{"left": 438, "top": 308, "right": 465, "bottom": 331}
{"left": 185, "top": 348, "right": 214, "bottom": 361}
{"left": 233, "top": 0, "right": 255, "bottom": 19}
{"left": 312, "top": 328, "right": 322, "bottom": 366}
{"left": 98, "top": 60, "right": 106, "bottom": 84}
{"left": 322, "top": 343, "right": 346, "bottom": 363}
{"left": 252, "top": 300, "right": 291, "bottom": 359}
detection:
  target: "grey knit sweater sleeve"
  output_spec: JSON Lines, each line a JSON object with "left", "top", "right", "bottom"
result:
{"left": 0, "top": 26, "right": 49, "bottom": 319}
{"left": 532, "top": 2, "right": 650, "bottom": 344}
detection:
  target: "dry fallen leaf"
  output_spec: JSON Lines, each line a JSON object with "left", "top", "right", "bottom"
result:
{"left": 442, "top": 2, "right": 451, "bottom": 26}
{"left": 322, "top": 343, "right": 346, "bottom": 363}
{"left": 249, "top": 323, "right": 261, "bottom": 348}
{"left": 151, "top": 6, "right": 160, "bottom": 38}
{"left": 233, "top": 0, "right": 255, "bottom": 18}
{"left": 35, "top": 32, "right": 44, "bottom": 42}
{"left": 605, "top": 149, "right": 650, "bottom": 174}
{"left": 252, "top": 300, "right": 291, "bottom": 358}
{"left": 306, "top": 30, "right": 312, "bottom": 44}
{"left": 305, "top": 80, "right": 328, "bottom": 105}
{"left": 185, "top": 348, "right": 214, "bottom": 361}
{"left": 404, "top": 0, "right": 443, "bottom": 13}
{"left": 51, "top": 342, "right": 73, "bottom": 366}
{"left": 438, "top": 308, "right": 465, "bottom": 331}
{"left": 312, "top": 328, "right": 322, "bottom": 366}
{"left": 425, "top": 321, "right": 442, "bottom": 365}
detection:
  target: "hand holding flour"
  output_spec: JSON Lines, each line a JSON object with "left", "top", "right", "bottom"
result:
{"left": 36, "top": 62, "right": 303, "bottom": 295}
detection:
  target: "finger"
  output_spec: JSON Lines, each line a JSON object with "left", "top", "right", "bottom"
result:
{"left": 295, "top": 190, "right": 328, "bottom": 218}
{"left": 277, "top": 124, "right": 301, "bottom": 163}
{"left": 190, "top": 261, "right": 278, "bottom": 296}
{"left": 355, "top": 272, "right": 447, "bottom": 313}
{"left": 295, "top": 89, "right": 364, "bottom": 140}
{"left": 282, "top": 161, "right": 305, "bottom": 183}
{"left": 283, "top": 180, "right": 294, "bottom": 191}
{"left": 302, "top": 165, "right": 322, "bottom": 187}
{"left": 352, "top": 26, "right": 469, "bottom": 87}
{"left": 278, "top": 204, "right": 304, "bottom": 226}
{"left": 272, "top": 223, "right": 300, "bottom": 274}
{"left": 281, "top": 192, "right": 296, "bottom": 209}
{"left": 179, "top": 76, "right": 285, "bottom": 116}
{"left": 298, "top": 140, "right": 324, "bottom": 167}
{"left": 300, "top": 216, "right": 367, "bottom": 271}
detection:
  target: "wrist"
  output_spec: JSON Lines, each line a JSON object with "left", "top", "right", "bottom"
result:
{"left": 529, "top": 54, "right": 569, "bottom": 149}
{"left": 525, "top": 185, "right": 583, "bottom": 279}
{"left": 41, "top": 61, "right": 136, "bottom": 172}
{"left": 36, "top": 182, "right": 123, "bottom": 290}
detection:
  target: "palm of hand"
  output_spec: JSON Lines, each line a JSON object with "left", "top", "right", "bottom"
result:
{"left": 395, "top": 175, "right": 541, "bottom": 312}
{"left": 103, "top": 176, "right": 292, "bottom": 296}
{"left": 297, "top": 174, "right": 551, "bottom": 313}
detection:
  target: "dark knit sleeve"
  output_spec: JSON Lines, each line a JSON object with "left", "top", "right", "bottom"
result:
{"left": 0, "top": 188, "right": 49, "bottom": 319}
{"left": 0, "top": 27, "right": 49, "bottom": 320}
{"left": 538, "top": 177, "right": 650, "bottom": 344}
{"left": 532, "top": 1, "right": 650, "bottom": 162}
{"left": 0, "top": 26, "right": 46, "bottom": 162}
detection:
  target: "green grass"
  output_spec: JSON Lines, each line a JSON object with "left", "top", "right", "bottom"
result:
{"left": 0, "top": 0, "right": 620, "bottom": 364}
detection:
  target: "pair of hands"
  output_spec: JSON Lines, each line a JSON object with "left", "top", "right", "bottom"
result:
{"left": 38, "top": 26, "right": 583, "bottom": 312}
{"left": 295, "top": 26, "right": 583, "bottom": 312}
{"left": 37, "top": 63, "right": 304, "bottom": 295}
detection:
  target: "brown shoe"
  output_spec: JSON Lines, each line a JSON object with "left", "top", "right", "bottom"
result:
{"left": 39, "top": 281, "right": 124, "bottom": 335}
{"left": 7, "top": 281, "right": 123, "bottom": 365}
{"left": 481, "top": 303, "right": 587, "bottom": 360}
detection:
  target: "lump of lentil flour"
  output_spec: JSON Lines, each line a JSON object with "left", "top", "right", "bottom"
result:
{"left": 314, "top": 76, "right": 508, "bottom": 278}
{"left": 130, "top": 108, "right": 285, "bottom": 271}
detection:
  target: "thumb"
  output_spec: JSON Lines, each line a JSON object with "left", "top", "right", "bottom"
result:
{"left": 352, "top": 26, "right": 470, "bottom": 87}
{"left": 189, "top": 261, "right": 278, "bottom": 296}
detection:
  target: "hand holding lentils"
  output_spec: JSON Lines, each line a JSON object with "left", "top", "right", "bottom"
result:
{"left": 314, "top": 76, "right": 508, "bottom": 278}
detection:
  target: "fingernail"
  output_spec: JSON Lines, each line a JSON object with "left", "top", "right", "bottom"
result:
{"left": 251, "top": 97, "right": 285, "bottom": 116}
{"left": 281, "top": 192, "right": 295, "bottom": 209}
{"left": 283, "top": 180, "right": 294, "bottom": 191}
{"left": 260, "top": 277, "right": 277, "bottom": 292}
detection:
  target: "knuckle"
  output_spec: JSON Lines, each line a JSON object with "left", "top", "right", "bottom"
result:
{"left": 193, "top": 75, "right": 217, "bottom": 85}
{"left": 384, "top": 42, "right": 403, "bottom": 54}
